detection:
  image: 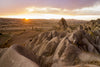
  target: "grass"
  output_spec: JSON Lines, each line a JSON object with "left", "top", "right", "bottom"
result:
{"left": 88, "top": 61, "right": 100, "bottom": 66}
{"left": 0, "top": 34, "right": 11, "bottom": 48}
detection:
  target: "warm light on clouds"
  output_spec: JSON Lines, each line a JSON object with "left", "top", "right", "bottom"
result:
{"left": 0, "top": 0, "right": 100, "bottom": 20}
{"left": 73, "top": 5, "right": 100, "bottom": 15}
{"left": 26, "top": 7, "right": 61, "bottom": 13}
{"left": 26, "top": 8, "right": 34, "bottom": 12}
{"left": 1, "top": 5, "right": 100, "bottom": 20}
{"left": 74, "top": 5, "right": 100, "bottom": 11}
{"left": 24, "top": 5, "right": 100, "bottom": 16}
{"left": 1, "top": 13, "right": 100, "bottom": 20}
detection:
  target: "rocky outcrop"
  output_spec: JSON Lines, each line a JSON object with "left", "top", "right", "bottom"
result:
{"left": 0, "top": 44, "right": 39, "bottom": 67}
{"left": 24, "top": 28, "right": 100, "bottom": 67}
{"left": 0, "top": 48, "right": 7, "bottom": 58}
{"left": 58, "top": 18, "right": 68, "bottom": 30}
{"left": 0, "top": 25, "right": 99, "bottom": 67}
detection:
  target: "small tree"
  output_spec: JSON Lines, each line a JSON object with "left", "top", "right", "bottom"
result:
{"left": 0, "top": 33, "right": 2, "bottom": 35}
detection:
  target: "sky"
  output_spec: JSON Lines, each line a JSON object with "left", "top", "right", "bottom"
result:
{"left": 0, "top": 0, "right": 100, "bottom": 20}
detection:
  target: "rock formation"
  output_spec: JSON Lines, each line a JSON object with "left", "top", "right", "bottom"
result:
{"left": 24, "top": 28, "right": 100, "bottom": 67}
{"left": 0, "top": 19, "right": 100, "bottom": 67}
{"left": 0, "top": 44, "right": 39, "bottom": 67}
{"left": 58, "top": 18, "right": 68, "bottom": 30}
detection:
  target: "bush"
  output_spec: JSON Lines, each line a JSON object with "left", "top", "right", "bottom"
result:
{"left": 0, "top": 33, "right": 2, "bottom": 35}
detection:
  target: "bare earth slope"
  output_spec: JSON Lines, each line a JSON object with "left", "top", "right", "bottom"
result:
{"left": 6, "top": 31, "right": 40, "bottom": 46}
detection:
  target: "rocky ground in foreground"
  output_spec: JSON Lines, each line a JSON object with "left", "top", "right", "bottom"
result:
{"left": 0, "top": 18, "right": 100, "bottom": 67}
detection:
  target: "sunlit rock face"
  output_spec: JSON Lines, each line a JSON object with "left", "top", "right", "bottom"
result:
{"left": 0, "top": 44, "right": 39, "bottom": 67}
{"left": 0, "top": 48, "right": 8, "bottom": 58}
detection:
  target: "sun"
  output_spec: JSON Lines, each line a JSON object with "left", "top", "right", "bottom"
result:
{"left": 23, "top": 18, "right": 29, "bottom": 23}
{"left": 24, "top": 18, "right": 29, "bottom": 21}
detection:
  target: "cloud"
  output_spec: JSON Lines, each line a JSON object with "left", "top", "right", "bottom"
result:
{"left": 0, "top": 0, "right": 99, "bottom": 10}
{"left": 26, "top": 7, "right": 62, "bottom": 14}
{"left": 73, "top": 5, "right": 100, "bottom": 15}
{"left": 31, "top": 0, "right": 100, "bottom": 10}
{"left": 0, "top": 0, "right": 100, "bottom": 17}
{"left": 26, "top": 5, "right": 100, "bottom": 15}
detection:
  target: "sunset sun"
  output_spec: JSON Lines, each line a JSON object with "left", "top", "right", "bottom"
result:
{"left": 24, "top": 18, "right": 29, "bottom": 21}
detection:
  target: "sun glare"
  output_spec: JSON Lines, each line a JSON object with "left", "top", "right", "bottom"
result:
{"left": 1, "top": 13, "right": 100, "bottom": 20}
{"left": 24, "top": 18, "right": 29, "bottom": 21}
